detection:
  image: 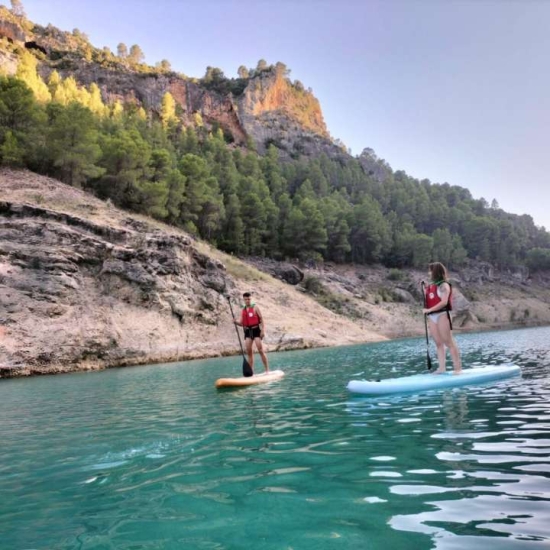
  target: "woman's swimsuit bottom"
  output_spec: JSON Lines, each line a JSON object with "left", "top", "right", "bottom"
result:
{"left": 428, "top": 311, "right": 446, "bottom": 323}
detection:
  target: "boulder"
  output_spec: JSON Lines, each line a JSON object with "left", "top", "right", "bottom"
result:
{"left": 393, "top": 288, "right": 415, "bottom": 303}
{"left": 271, "top": 263, "right": 304, "bottom": 285}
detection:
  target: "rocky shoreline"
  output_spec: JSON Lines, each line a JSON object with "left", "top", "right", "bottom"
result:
{"left": 0, "top": 170, "right": 384, "bottom": 378}
{"left": 2, "top": 169, "right": 550, "bottom": 379}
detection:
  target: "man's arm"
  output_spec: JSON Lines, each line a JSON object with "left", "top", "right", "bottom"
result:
{"left": 234, "top": 310, "right": 242, "bottom": 326}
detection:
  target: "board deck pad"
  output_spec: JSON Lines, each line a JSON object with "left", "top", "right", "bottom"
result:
{"left": 347, "top": 365, "right": 520, "bottom": 395}
{"left": 215, "top": 369, "right": 285, "bottom": 388}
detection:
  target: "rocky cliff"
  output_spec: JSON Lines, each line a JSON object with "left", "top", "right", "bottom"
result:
{"left": 0, "top": 8, "right": 343, "bottom": 159}
{"left": 0, "top": 169, "right": 385, "bottom": 378}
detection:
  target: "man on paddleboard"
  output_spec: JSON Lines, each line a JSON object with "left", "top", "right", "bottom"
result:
{"left": 233, "top": 292, "right": 270, "bottom": 373}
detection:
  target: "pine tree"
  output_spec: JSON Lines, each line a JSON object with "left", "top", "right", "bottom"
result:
{"left": 55, "top": 76, "right": 79, "bottom": 104}
{"left": 298, "top": 198, "right": 327, "bottom": 259}
{"left": 240, "top": 187, "right": 267, "bottom": 255}
{"left": 282, "top": 205, "right": 306, "bottom": 258}
{"left": 47, "top": 70, "right": 61, "bottom": 97}
{"left": 349, "top": 197, "right": 391, "bottom": 264}
{"left": 178, "top": 154, "right": 211, "bottom": 235}
{"left": 220, "top": 192, "right": 244, "bottom": 254}
{"left": 47, "top": 102, "right": 104, "bottom": 187}
{"left": 0, "top": 76, "right": 46, "bottom": 167}
{"left": 128, "top": 44, "right": 144, "bottom": 65}
{"left": 432, "top": 228, "right": 453, "bottom": 265}
{"left": 117, "top": 43, "right": 128, "bottom": 58}
{"left": 137, "top": 106, "right": 147, "bottom": 121}
{"left": 95, "top": 128, "right": 152, "bottom": 207}
{"left": 160, "top": 91, "right": 177, "bottom": 128}
{"left": 157, "top": 59, "right": 172, "bottom": 72}
{"left": 450, "top": 234, "right": 468, "bottom": 267}
{"left": 10, "top": 0, "right": 26, "bottom": 17}
{"left": 16, "top": 51, "right": 51, "bottom": 103}
{"left": 0, "top": 130, "right": 25, "bottom": 166}
{"left": 110, "top": 100, "right": 124, "bottom": 118}
{"left": 137, "top": 179, "right": 169, "bottom": 219}
{"left": 88, "top": 83, "right": 106, "bottom": 116}
{"left": 261, "top": 145, "right": 286, "bottom": 199}
{"left": 329, "top": 217, "right": 351, "bottom": 263}
{"left": 320, "top": 195, "right": 351, "bottom": 262}
{"left": 165, "top": 169, "right": 186, "bottom": 224}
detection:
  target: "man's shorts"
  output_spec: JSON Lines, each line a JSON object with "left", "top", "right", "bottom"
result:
{"left": 244, "top": 326, "right": 261, "bottom": 340}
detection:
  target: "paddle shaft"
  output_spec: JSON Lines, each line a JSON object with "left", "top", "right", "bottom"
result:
{"left": 421, "top": 281, "right": 433, "bottom": 371}
{"left": 226, "top": 296, "right": 253, "bottom": 376}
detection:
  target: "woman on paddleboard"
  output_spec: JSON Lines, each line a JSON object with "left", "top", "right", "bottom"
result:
{"left": 423, "top": 262, "right": 462, "bottom": 374}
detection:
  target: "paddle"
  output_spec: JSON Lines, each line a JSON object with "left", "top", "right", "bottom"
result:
{"left": 225, "top": 295, "right": 253, "bottom": 377}
{"left": 421, "top": 281, "right": 433, "bottom": 371}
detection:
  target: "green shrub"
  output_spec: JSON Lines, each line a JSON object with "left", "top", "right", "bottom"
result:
{"left": 302, "top": 275, "right": 323, "bottom": 295}
{"left": 387, "top": 268, "right": 405, "bottom": 281}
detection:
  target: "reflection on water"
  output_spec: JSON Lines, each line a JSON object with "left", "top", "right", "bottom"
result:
{"left": 0, "top": 326, "right": 549, "bottom": 549}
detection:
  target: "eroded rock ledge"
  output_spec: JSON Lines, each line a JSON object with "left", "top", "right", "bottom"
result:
{"left": 0, "top": 169, "right": 386, "bottom": 377}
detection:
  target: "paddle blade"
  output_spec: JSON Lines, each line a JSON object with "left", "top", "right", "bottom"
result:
{"left": 243, "top": 358, "right": 253, "bottom": 377}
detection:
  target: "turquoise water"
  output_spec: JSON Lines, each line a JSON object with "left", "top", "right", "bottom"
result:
{"left": 1, "top": 327, "right": 549, "bottom": 550}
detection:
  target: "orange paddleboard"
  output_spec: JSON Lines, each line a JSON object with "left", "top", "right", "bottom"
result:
{"left": 215, "top": 369, "right": 285, "bottom": 388}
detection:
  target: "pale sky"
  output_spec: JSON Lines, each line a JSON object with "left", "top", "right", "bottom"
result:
{"left": 16, "top": 0, "right": 550, "bottom": 230}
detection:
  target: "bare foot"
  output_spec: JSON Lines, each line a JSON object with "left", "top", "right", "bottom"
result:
{"left": 453, "top": 370, "right": 462, "bottom": 375}
{"left": 431, "top": 369, "right": 446, "bottom": 375}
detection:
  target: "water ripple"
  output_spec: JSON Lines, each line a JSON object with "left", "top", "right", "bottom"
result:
{"left": 0, "top": 326, "right": 549, "bottom": 549}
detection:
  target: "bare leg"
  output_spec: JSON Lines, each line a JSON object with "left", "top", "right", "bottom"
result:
{"left": 254, "top": 337, "right": 269, "bottom": 373}
{"left": 429, "top": 319, "right": 446, "bottom": 373}
{"left": 245, "top": 338, "right": 254, "bottom": 373}
{"left": 438, "top": 315, "right": 462, "bottom": 374}
{"left": 448, "top": 339, "right": 462, "bottom": 374}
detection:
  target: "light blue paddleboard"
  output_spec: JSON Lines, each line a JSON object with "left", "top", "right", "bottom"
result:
{"left": 347, "top": 365, "right": 521, "bottom": 395}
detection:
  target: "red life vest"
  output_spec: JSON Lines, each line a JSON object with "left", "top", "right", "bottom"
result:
{"left": 241, "top": 305, "right": 261, "bottom": 327}
{"left": 425, "top": 281, "right": 453, "bottom": 312}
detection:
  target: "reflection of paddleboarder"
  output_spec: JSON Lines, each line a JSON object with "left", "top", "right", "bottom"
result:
{"left": 233, "top": 292, "right": 269, "bottom": 374}
{"left": 442, "top": 390, "right": 469, "bottom": 431}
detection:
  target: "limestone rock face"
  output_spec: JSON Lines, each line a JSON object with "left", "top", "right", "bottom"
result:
{"left": 0, "top": 19, "right": 26, "bottom": 43}
{"left": 0, "top": 50, "right": 18, "bottom": 77}
{"left": 236, "top": 70, "right": 338, "bottom": 156}
{"left": 0, "top": 9, "right": 346, "bottom": 160}
{"left": 35, "top": 61, "right": 342, "bottom": 158}
{"left": 358, "top": 148, "right": 393, "bottom": 183}
{"left": 460, "top": 261, "right": 530, "bottom": 285}
{"left": 0, "top": 169, "right": 387, "bottom": 378}
{"left": 35, "top": 65, "right": 250, "bottom": 147}
{"left": 0, "top": 172, "right": 239, "bottom": 376}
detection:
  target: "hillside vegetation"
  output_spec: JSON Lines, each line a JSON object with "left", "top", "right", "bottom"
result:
{"left": 1, "top": 1, "right": 550, "bottom": 273}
